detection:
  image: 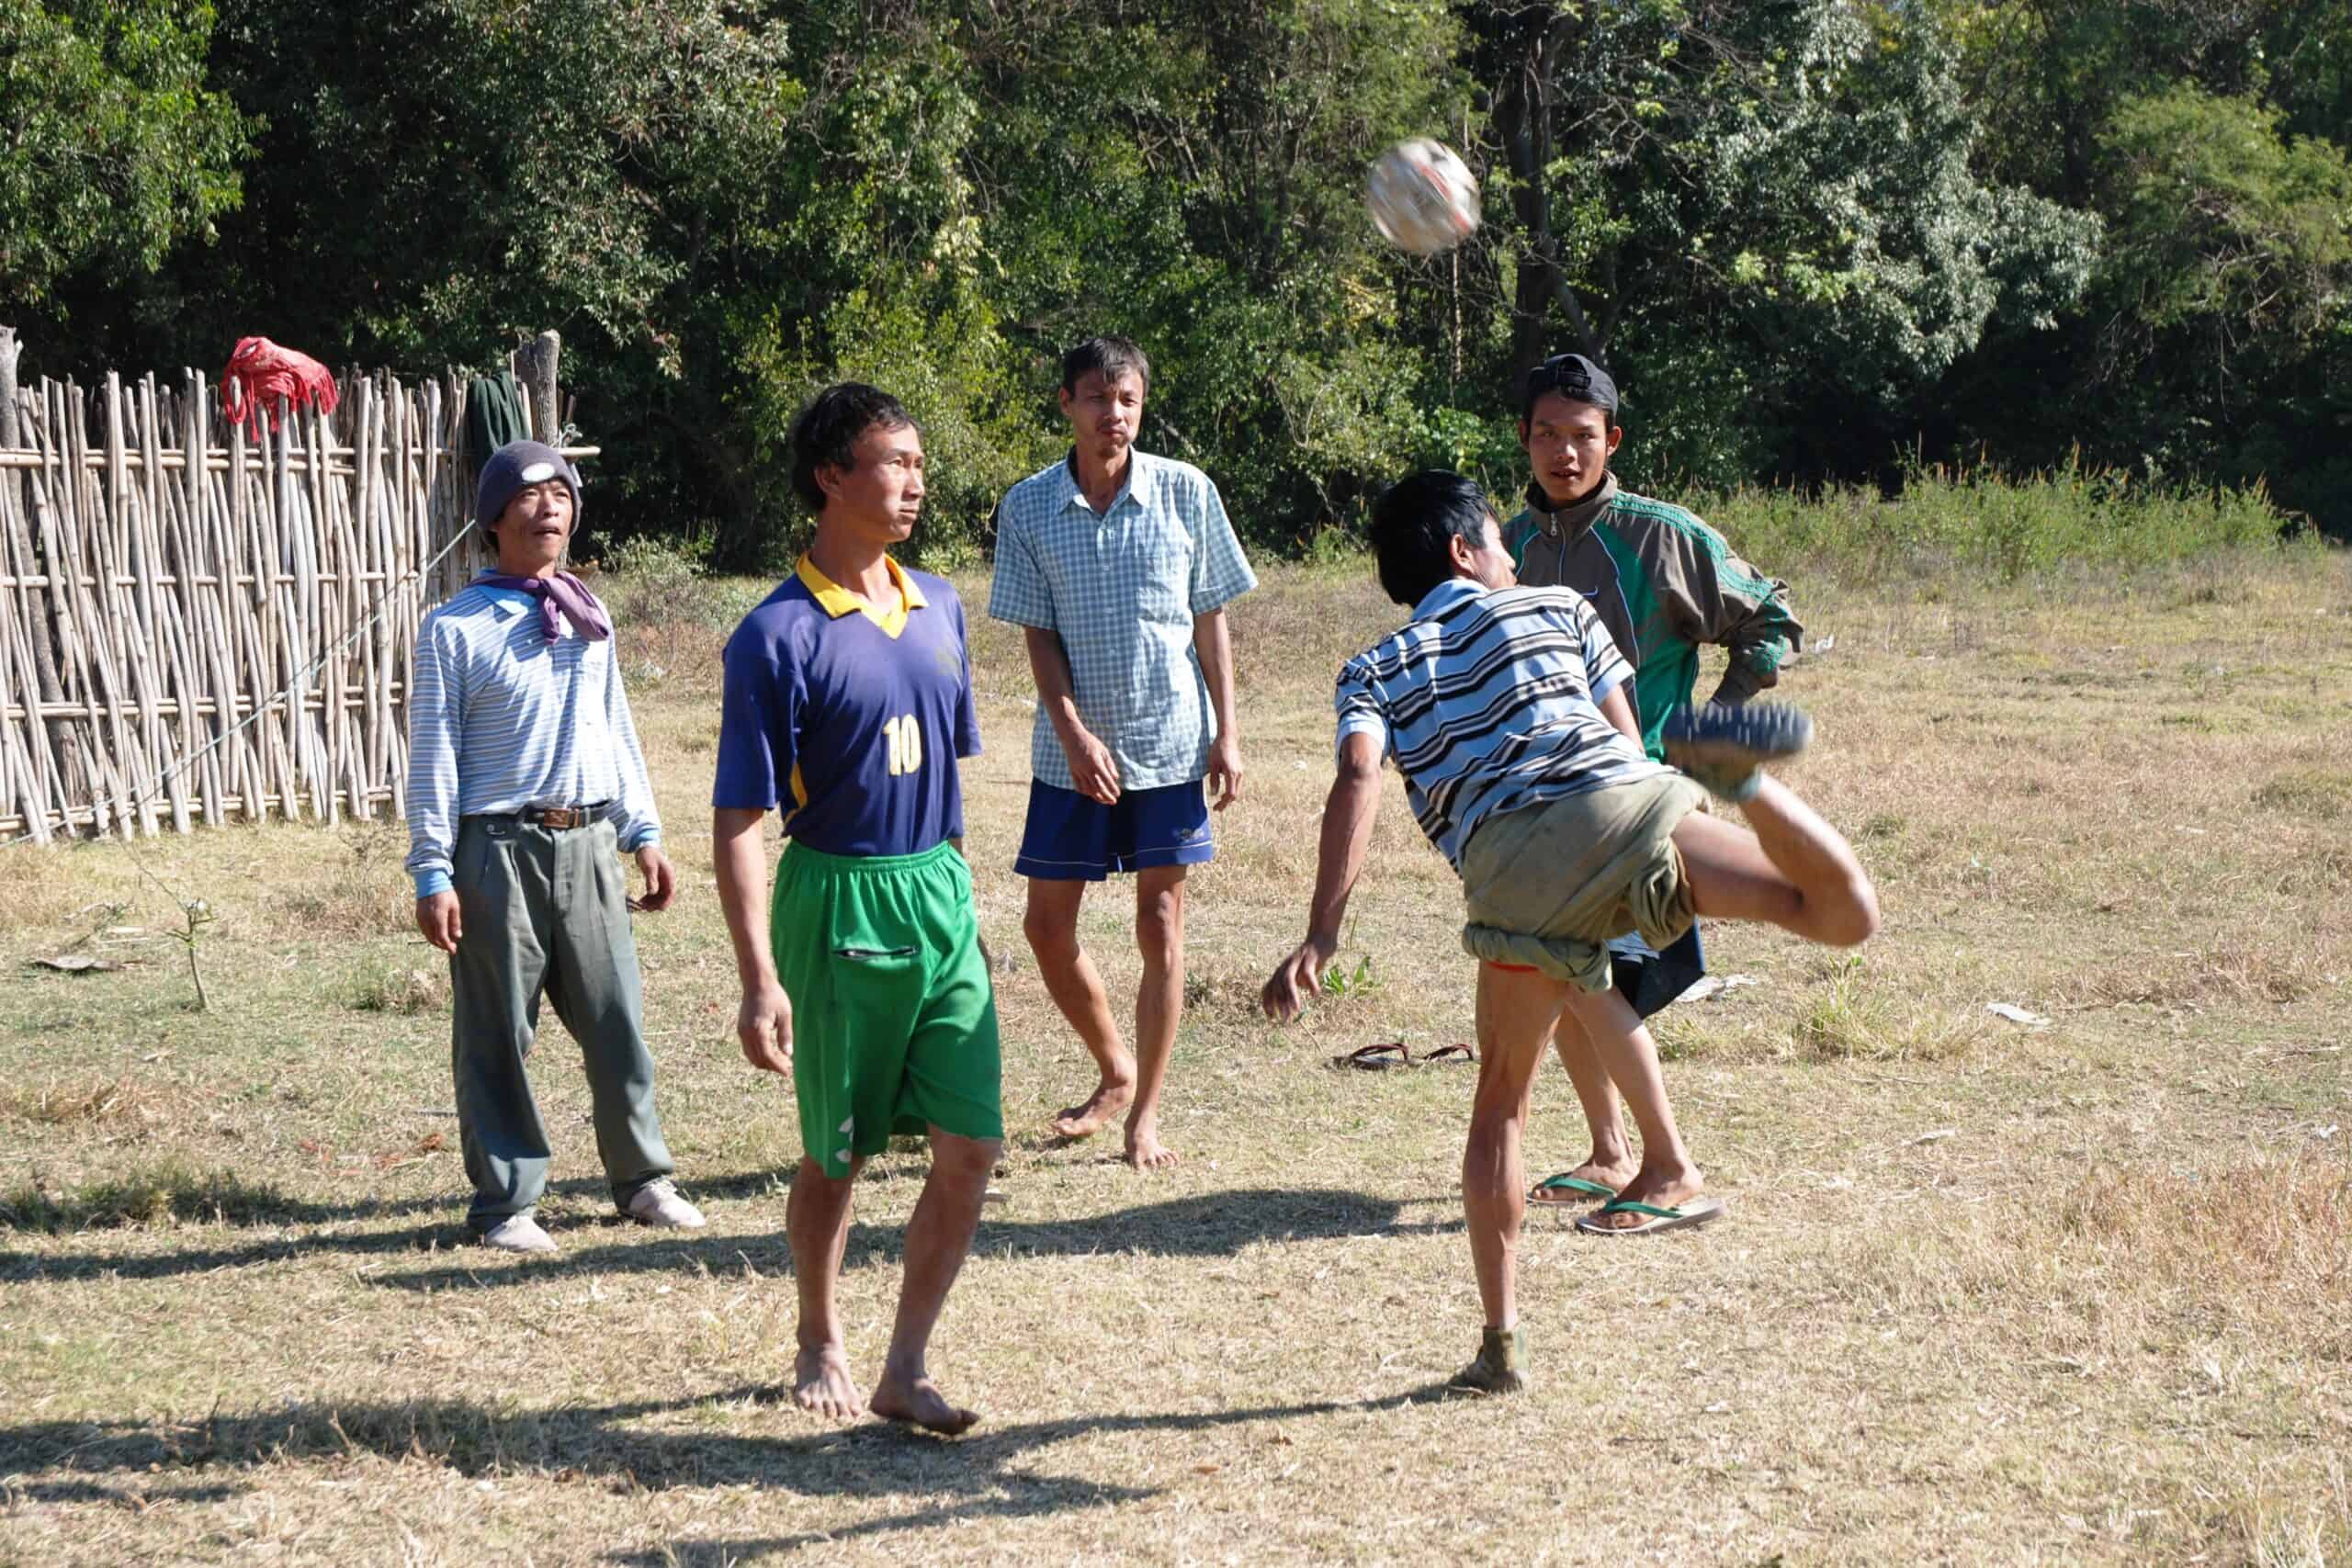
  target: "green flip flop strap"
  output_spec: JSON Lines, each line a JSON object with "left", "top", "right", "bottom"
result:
{"left": 1535, "top": 1175, "right": 1616, "bottom": 1197}
{"left": 1599, "top": 1199, "right": 1688, "bottom": 1220}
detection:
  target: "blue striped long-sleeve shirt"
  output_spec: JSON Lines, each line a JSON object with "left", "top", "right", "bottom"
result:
{"left": 403, "top": 578, "right": 662, "bottom": 897}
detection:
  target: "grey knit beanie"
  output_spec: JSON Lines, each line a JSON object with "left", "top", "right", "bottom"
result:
{"left": 476, "top": 440, "right": 582, "bottom": 530}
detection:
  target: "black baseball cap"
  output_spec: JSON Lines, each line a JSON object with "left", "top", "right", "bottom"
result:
{"left": 1520, "top": 353, "right": 1618, "bottom": 422}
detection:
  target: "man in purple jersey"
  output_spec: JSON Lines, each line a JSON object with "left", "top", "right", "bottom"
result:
{"left": 712, "top": 384, "right": 1000, "bottom": 1436}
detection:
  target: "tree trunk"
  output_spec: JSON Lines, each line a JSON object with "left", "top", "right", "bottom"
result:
{"left": 515, "top": 331, "right": 562, "bottom": 444}
{"left": 1493, "top": 10, "right": 1606, "bottom": 387}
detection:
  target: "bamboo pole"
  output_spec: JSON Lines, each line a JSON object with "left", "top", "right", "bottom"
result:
{"left": 136, "top": 374, "right": 193, "bottom": 833}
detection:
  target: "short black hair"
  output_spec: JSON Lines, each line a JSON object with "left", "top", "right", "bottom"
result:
{"left": 1061, "top": 335, "right": 1151, "bottom": 395}
{"left": 1369, "top": 470, "right": 1497, "bottom": 607}
{"left": 788, "top": 383, "right": 916, "bottom": 512}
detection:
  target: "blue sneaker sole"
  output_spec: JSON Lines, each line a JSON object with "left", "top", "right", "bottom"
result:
{"left": 1662, "top": 702, "right": 1814, "bottom": 773}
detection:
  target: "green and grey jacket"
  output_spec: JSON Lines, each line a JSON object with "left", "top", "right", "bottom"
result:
{"left": 1502, "top": 474, "right": 1801, "bottom": 761}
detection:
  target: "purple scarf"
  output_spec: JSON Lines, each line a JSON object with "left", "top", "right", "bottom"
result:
{"left": 479, "top": 571, "right": 613, "bottom": 643}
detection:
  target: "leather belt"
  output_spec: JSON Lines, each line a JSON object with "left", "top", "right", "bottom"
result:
{"left": 516, "top": 804, "right": 605, "bottom": 830}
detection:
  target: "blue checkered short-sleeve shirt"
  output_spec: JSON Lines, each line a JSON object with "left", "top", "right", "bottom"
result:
{"left": 988, "top": 448, "right": 1257, "bottom": 791}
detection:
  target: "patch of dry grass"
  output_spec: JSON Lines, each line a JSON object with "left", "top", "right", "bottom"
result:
{"left": 1, "top": 548, "right": 2348, "bottom": 1563}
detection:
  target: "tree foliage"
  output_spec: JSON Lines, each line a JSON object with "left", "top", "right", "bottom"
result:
{"left": 0, "top": 0, "right": 248, "bottom": 310}
{"left": 5, "top": 0, "right": 2346, "bottom": 548}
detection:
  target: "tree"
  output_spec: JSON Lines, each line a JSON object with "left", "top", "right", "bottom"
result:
{"left": 0, "top": 0, "right": 248, "bottom": 312}
{"left": 1461, "top": 0, "right": 2097, "bottom": 487}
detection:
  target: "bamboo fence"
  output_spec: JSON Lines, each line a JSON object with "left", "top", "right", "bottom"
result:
{"left": 0, "top": 364, "right": 580, "bottom": 842}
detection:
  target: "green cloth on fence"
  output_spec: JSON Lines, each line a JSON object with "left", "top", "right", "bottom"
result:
{"left": 465, "top": 372, "right": 531, "bottom": 463}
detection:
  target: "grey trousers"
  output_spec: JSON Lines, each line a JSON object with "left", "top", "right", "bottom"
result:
{"left": 447, "top": 815, "right": 674, "bottom": 1227}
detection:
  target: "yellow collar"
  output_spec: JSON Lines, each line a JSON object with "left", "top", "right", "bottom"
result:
{"left": 795, "top": 553, "right": 926, "bottom": 638}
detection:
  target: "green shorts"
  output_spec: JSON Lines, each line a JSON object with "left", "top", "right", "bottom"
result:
{"left": 770, "top": 840, "right": 1004, "bottom": 1177}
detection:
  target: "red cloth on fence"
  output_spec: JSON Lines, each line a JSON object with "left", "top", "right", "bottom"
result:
{"left": 219, "top": 337, "right": 340, "bottom": 439}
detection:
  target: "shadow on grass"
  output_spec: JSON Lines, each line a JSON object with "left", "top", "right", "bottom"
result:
{"left": 1, "top": 1186, "right": 1456, "bottom": 1288}
{"left": 0, "top": 1165, "right": 798, "bottom": 1236}
{"left": 0, "top": 1379, "right": 1467, "bottom": 1551}
{"left": 362, "top": 1186, "right": 1428, "bottom": 1294}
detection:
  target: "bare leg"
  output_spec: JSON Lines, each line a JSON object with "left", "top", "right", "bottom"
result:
{"left": 1023, "top": 878, "right": 1136, "bottom": 1138}
{"left": 1125, "top": 865, "right": 1187, "bottom": 1169}
{"left": 1674, "top": 777, "right": 1879, "bottom": 947}
{"left": 1541, "top": 1010, "right": 1638, "bottom": 1195}
{"left": 1463, "top": 964, "right": 1566, "bottom": 1331}
{"left": 1555, "top": 985, "right": 1705, "bottom": 1229}
{"left": 786, "top": 1155, "right": 865, "bottom": 1419}
{"left": 869, "top": 1130, "right": 1000, "bottom": 1437}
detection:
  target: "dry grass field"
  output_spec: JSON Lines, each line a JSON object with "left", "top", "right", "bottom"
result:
{"left": 2, "top": 543, "right": 2348, "bottom": 1565}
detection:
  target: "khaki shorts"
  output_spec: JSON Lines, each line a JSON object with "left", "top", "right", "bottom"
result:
{"left": 1458, "top": 773, "right": 1709, "bottom": 991}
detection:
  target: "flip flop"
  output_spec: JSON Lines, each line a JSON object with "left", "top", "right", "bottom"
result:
{"left": 1422, "top": 1043, "right": 1477, "bottom": 1065}
{"left": 1330, "top": 1041, "right": 1411, "bottom": 1071}
{"left": 1529, "top": 1172, "right": 1620, "bottom": 1207}
{"left": 1574, "top": 1195, "right": 1727, "bottom": 1236}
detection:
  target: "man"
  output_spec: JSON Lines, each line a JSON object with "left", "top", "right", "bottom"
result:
{"left": 406, "top": 439, "right": 704, "bottom": 1254}
{"left": 712, "top": 383, "right": 999, "bottom": 1436}
{"left": 988, "top": 335, "right": 1256, "bottom": 1169}
{"left": 1506, "top": 353, "right": 1805, "bottom": 1211}
{"left": 1261, "top": 471, "right": 1876, "bottom": 1394}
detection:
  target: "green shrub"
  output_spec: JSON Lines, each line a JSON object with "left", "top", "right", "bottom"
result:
{"left": 1705, "top": 460, "right": 2319, "bottom": 584}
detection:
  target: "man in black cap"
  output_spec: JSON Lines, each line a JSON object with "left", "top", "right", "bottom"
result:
{"left": 404, "top": 439, "right": 704, "bottom": 1253}
{"left": 1503, "top": 354, "right": 1804, "bottom": 1213}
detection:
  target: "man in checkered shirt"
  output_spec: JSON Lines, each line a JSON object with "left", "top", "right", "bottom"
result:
{"left": 988, "top": 336, "right": 1256, "bottom": 1169}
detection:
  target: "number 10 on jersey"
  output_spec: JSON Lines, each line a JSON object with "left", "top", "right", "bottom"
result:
{"left": 884, "top": 713, "right": 923, "bottom": 777}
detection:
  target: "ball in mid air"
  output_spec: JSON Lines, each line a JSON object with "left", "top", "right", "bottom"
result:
{"left": 1366, "top": 138, "right": 1480, "bottom": 256}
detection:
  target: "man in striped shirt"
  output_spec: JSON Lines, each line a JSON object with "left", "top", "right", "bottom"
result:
{"left": 406, "top": 440, "right": 703, "bottom": 1254}
{"left": 1261, "top": 470, "right": 1876, "bottom": 1394}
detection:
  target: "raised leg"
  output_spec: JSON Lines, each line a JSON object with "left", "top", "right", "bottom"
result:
{"left": 1673, "top": 777, "right": 1879, "bottom": 947}
{"left": 1023, "top": 877, "right": 1137, "bottom": 1139}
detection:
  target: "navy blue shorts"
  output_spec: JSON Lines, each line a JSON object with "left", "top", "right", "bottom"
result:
{"left": 1013, "top": 779, "right": 1214, "bottom": 881}
{"left": 1611, "top": 922, "right": 1706, "bottom": 1019}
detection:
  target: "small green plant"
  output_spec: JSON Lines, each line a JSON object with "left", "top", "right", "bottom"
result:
{"left": 1320, "top": 953, "right": 1383, "bottom": 999}
{"left": 169, "top": 898, "right": 215, "bottom": 1011}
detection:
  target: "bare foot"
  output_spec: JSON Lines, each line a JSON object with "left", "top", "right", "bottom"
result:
{"left": 1124, "top": 1114, "right": 1181, "bottom": 1170}
{"left": 1052, "top": 1072, "right": 1135, "bottom": 1140}
{"left": 793, "top": 1344, "right": 865, "bottom": 1420}
{"left": 869, "top": 1370, "right": 981, "bottom": 1436}
{"left": 1586, "top": 1161, "right": 1706, "bottom": 1231}
{"left": 1527, "top": 1156, "right": 1640, "bottom": 1206}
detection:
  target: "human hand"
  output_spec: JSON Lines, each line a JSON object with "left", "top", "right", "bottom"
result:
{"left": 738, "top": 980, "right": 794, "bottom": 1075}
{"left": 1060, "top": 724, "right": 1121, "bottom": 806}
{"left": 632, "top": 845, "right": 677, "bottom": 912}
{"left": 1206, "top": 732, "right": 1243, "bottom": 811}
{"left": 415, "top": 891, "right": 462, "bottom": 954}
{"left": 1261, "top": 935, "right": 1337, "bottom": 1022}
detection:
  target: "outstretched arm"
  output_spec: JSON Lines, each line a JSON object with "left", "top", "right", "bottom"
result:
{"left": 1261, "top": 731, "right": 1385, "bottom": 1021}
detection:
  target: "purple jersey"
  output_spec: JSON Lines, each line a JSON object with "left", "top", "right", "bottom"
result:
{"left": 713, "top": 557, "right": 982, "bottom": 857}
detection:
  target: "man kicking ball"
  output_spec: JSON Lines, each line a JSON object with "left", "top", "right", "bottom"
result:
{"left": 1261, "top": 470, "right": 1878, "bottom": 1395}
{"left": 713, "top": 383, "right": 1001, "bottom": 1435}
